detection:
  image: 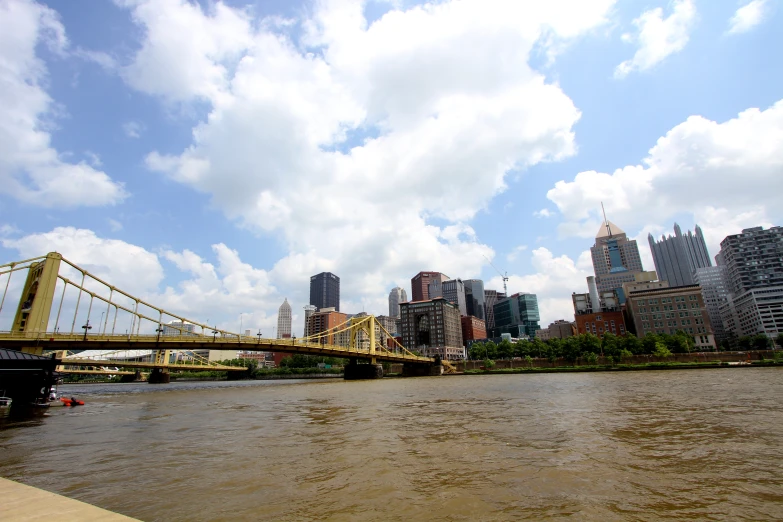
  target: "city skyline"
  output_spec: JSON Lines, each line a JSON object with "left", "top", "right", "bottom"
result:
{"left": 1, "top": 0, "right": 782, "bottom": 337}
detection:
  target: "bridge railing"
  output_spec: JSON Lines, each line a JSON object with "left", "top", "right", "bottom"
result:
{"left": 0, "top": 330, "right": 434, "bottom": 362}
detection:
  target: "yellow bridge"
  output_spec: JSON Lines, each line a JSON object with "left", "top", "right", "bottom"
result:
{"left": 0, "top": 252, "right": 438, "bottom": 381}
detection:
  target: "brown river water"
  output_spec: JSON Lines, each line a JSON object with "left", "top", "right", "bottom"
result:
{"left": 1, "top": 369, "right": 783, "bottom": 521}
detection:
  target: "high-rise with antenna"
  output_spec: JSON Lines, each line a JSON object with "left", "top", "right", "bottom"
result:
{"left": 590, "top": 204, "right": 645, "bottom": 297}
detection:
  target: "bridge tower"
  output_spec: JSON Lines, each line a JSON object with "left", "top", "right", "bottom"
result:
{"left": 11, "top": 253, "right": 62, "bottom": 354}
{"left": 345, "top": 315, "right": 383, "bottom": 380}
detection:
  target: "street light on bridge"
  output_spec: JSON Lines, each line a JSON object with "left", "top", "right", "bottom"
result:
{"left": 81, "top": 320, "right": 92, "bottom": 341}
{"left": 155, "top": 325, "right": 164, "bottom": 342}
{"left": 257, "top": 329, "right": 262, "bottom": 344}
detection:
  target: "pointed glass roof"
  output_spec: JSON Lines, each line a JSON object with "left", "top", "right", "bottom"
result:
{"left": 596, "top": 221, "right": 625, "bottom": 239}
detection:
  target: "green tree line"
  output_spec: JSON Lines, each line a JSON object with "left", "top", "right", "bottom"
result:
{"left": 469, "top": 331, "right": 783, "bottom": 363}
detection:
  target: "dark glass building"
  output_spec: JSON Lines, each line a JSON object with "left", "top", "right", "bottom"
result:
{"left": 310, "top": 272, "right": 340, "bottom": 311}
{"left": 492, "top": 292, "right": 540, "bottom": 339}
{"left": 464, "top": 279, "right": 485, "bottom": 320}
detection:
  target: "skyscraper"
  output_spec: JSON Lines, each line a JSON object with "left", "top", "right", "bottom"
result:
{"left": 388, "top": 287, "right": 408, "bottom": 318}
{"left": 591, "top": 220, "right": 644, "bottom": 298}
{"left": 441, "top": 279, "right": 467, "bottom": 316}
{"left": 463, "top": 279, "right": 485, "bottom": 320}
{"left": 492, "top": 293, "right": 540, "bottom": 338}
{"left": 276, "top": 298, "right": 292, "bottom": 338}
{"left": 303, "top": 305, "right": 317, "bottom": 337}
{"left": 717, "top": 226, "right": 783, "bottom": 295}
{"left": 716, "top": 226, "right": 783, "bottom": 339}
{"left": 411, "top": 271, "right": 448, "bottom": 302}
{"left": 694, "top": 266, "right": 729, "bottom": 342}
{"left": 648, "top": 223, "right": 711, "bottom": 287}
{"left": 484, "top": 289, "right": 505, "bottom": 333}
{"left": 310, "top": 272, "right": 340, "bottom": 311}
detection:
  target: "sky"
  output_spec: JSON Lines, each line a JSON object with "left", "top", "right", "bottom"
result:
{"left": 1, "top": 0, "right": 782, "bottom": 336}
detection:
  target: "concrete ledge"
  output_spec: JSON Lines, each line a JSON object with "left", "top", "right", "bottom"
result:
{"left": 0, "top": 477, "right": 139, "bottom": 521}
{"left": 344, "top": 363, "right": 383, "bottom": 380}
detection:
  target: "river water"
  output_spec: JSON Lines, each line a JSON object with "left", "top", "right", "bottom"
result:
{"left": 1, "top": 369, "right": 783, "bottom": 521}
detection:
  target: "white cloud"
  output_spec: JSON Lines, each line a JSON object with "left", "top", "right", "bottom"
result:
{"left": 506, "top": 244, "right": 528, "bottom": 262}
{"left": 84, "top": 151, "right": 102, "bottom": 167}
{"left": 0, "top": 0, "right": 127, "bottom": 207}
{"left": 122, "top": 120, "right": 145, "bottom": 138}
{"left": 533, "top": 208, "right": 554, "bottom": 218}
{"left": 547, "top": 100, "right": 783, "bottom": 257}
{"left": 615, "top": 0, "right": 696, "bottom": 78}
{"left": 117, "top": 0, "right": 617, "bottom": 311}
{"left": 107, "top": 218, "right": 123, "bottom": 232}
{"left": 727, "top": 0, "right": 769, "bottom": 35}
{"left": 1, "top": 227, "right": 282, "bottom": 334}
{"left": 490, "top": 247, "right": 592, "bottom": 326}
{"left": 2, "top": 226, "right": 163, "bottom": 292}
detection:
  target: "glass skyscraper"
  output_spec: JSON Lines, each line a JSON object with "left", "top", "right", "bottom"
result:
{"left": 648, "top": 223, "right": 711, "bottom": 287}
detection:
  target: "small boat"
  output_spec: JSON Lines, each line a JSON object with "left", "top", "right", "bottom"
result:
{"left": 0, "top": 394, "right": 11, "bottom": 417}
{"left": 60, "top": 398, "right": 85, "bottom": 406}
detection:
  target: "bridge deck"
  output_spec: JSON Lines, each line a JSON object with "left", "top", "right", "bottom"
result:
{"left": 59, "top": 359, "right": 246, "bottom": 371}
{"left": 0, "top": 333, "right": 434, "bottom": 364}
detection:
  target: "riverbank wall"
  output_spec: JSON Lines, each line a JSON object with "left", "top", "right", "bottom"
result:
{"left": 382, "top": 350, "right": 779, "bottom": 375}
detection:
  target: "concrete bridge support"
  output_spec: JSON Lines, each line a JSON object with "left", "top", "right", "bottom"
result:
{"left": 120, "top": 370, "right": 144, "bottom": 383}
{"left": 401, "top": 360, "right": 443, "bottom": 377}
{"left": 344, "top": 360, "right": 383, "bottom": 380}
{"left": 147, "top": 368, "right": 170, "bottom": 384}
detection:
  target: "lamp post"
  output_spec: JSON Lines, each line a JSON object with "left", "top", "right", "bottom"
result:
{"left": 155, "top": 325, "right": 164, "bottom": 342}
{"left": 212, "top": 327, "right": 218, "bottom": 342}
{"left": 82, "top": 320, "right": 92, "bottom": 341}
{"left": 257, "top": 329, "right": 262, "bottom": 344}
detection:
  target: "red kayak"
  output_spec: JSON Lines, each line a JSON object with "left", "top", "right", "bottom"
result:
{"left": 60, "top": 398, "right": 85, "bottom": 406}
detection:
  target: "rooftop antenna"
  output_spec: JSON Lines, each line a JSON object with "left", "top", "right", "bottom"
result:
{"left": 483, "top": 254, "right": 509, "bottom": 295}
{"left": 601, "top": 201, "right": 613, "bottom": 238}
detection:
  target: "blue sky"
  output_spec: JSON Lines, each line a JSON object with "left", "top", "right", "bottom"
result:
{"left": 1, "top": 0, "right": 782, "bottom": 334}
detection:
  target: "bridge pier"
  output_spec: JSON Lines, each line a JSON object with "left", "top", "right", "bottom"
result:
{"left": 120, "top": 370, "right": 144, "bottom": 383}
{"left": 148, "top": 368, "right": 170, "bottom": 384}
{"left": 343, "top": 360, "right": 383, "bottom": 380}
{"left": 402, "top": 357, "right": 443, "bottom": 377}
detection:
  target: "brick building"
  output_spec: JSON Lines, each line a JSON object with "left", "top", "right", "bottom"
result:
{"left": 624, "top": 284, "right": 715, "bottom": 350}
{"left": 460, "top": 315, "right": 487, "bottom": 346}
{"left": 573, "top": 289, "right": 627, "bottom": 339}
{"left": 411, "top": 271, "right": 448, "bottom": 302}
{"left": 399, "top": 298, "right": 464, "bottom": 359}
{"left": 305, "top": 307, "right": 348, "bottom": 346}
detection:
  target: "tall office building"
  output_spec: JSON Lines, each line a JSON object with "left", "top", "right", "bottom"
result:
{"left": 276, "top": 298, "right": 292, "bottom": 339}
{"left": 464, "top": 279, "right": 485, "bottom": 320}
{"left": 411, "top": 271, "right": 448, "bottom": 302}
{"left": 591, "top": 220, "right": 645, "bottom": 298}
{"left": 492, "top": 293, "right": 540, "bottom": 339}
{"left": 303, "top": 305, "right": 317, "bottom": 337}
{"left": 717, "top": 226, "right": 783, "bottom": 296}
{"left": 441, "top": 279, "right": 467, "bottom": 316}
{"left": 716, "top": 226, "right": 783, "bottom": 338}
{"left": 694, "top": 266, "right": 729, "bottom": 342}
{"left": 648, "top": 223, "right": 711, "bottom": 287}
{"left": 484, "top": 289, "right": 505, "bottom": 333}
{"left": 388, "top": 287, "right": 408, "bottom": 318}
{"left": 310, "top": 272, "right": 340, "bottom": 311}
